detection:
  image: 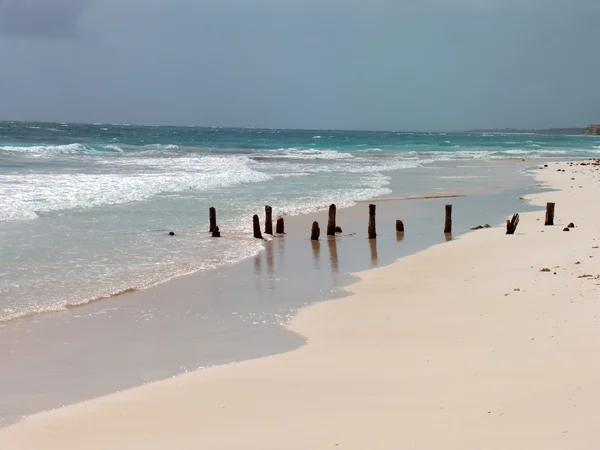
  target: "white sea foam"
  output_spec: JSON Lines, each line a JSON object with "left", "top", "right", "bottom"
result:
{"left": 0, "top": 143, "right": 90, "bottom": 156}
{"left": 0, "top": 155, "right": 270, "bottom": 222}
{"left": 261, "top": 148, "right": 354, "bottom": 160}
{"left": 142, "top": 144, "right": 180, "bottom": 150}
{"left": 101, "top": 144, "right": 124, "bottom": 152}
{"left": 360, "top": 148, "right": 384, "bottom": 152}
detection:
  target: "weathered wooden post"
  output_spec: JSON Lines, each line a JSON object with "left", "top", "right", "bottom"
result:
{"left": 444, "top": 205, "right": 452, "bottom": 234}
{"left": 276, "top": 217, "right": 285, "bottom": 234}
{"left": 212, "top": 226, "right": 221, "bottom": 237}
{"left": 253, "top": 215, "right": 263, "bottom": 239}
{"left": 506, "top": 213, "right": 520, "bottom": 235}
{"left": 264, "top": 205, "right": 273, "bottom": 235}
{"left": 209, "top": 207, "right": 217, "bottom": 233}
{"left": 545, "top": 202, "right": 555, "bottom": 226}
{"left": 327, "top": 204, "right": 337, "bottom": 236}
{"left": 396, "top": 220, "right": 404, "bottom": 232}
{"left": 311, "top": 221, "right": 320, "bottom": 241}
{"left": 368, "top": 204, "right": 377, "bottom": 239}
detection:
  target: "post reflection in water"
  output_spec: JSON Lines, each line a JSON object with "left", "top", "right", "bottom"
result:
{"left": 263, "top": 240, "right": 276, "bottom": 291}
{"left": 327, "top": 237, "right": 339, "bottom": 273}
{"left": 265, "top": 240, "right": 275, "bottom": 275}
{"left": 253, "top": 251, "right": 262, "bottom": 275}
{"left": 253, "top": 251, "right": 263, "bottom": 292}
{"left": 396, "top": 231, "right": 405, "bottom": 242}
{"left": 310, "top": 240, "right": 321, "bottom": 270}
{"left": 275, "top": 235, "right": 285, "bottom": 268}
{"left": 369, "top": 238, "right": 378, "bottom": 266}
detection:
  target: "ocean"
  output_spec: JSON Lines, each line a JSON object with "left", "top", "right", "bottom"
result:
{"left": 1, "top": 121, "right": 599, "bottom": 323}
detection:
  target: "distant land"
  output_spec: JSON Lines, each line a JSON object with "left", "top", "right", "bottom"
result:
{"left": 468, "top": 125, "right": 600, "bottom": 136}
{"left": 468, "top": 127, "right": 585, "bottom": 135}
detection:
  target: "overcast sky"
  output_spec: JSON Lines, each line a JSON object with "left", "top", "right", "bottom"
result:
{"left": 0, "top": 0, "right": 599, "bottom": 130}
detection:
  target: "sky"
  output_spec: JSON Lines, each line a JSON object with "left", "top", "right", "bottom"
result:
{"left": 0, "top": 0, "right": 599, "bottom": 130}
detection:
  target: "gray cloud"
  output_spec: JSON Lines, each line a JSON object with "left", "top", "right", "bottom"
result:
{"left": 0, "top": 0, "right": 91, "bottom": 37}
{"left": 0, "top": 0, "right": 598, "bottom": 129}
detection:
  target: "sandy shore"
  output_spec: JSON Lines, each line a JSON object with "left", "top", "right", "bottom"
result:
{"left": 2, "top": 160, "right": 600, "bottom": 449}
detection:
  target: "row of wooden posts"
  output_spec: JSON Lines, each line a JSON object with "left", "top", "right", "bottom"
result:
{"left": 206, "top": 201, "right": 558, "bottom": 239}
{"left": 207, "top": 203, "right": 445, "bottom": 240}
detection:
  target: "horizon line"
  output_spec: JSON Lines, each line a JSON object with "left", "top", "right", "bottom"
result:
{"left": 0, "top": 119, "right": 592, "bottom": 134}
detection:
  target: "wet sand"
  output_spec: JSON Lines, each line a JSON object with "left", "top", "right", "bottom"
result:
{"left": 0, "top": 159, "right": 541, "bottom": 426}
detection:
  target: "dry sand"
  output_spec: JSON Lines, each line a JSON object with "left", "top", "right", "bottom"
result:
{"left": 2, "top": 161, "right": 600, "bottom": 450}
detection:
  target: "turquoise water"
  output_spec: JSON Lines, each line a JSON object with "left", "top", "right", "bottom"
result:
{"left": 1, "top": 121, "right": 599, "bottom": 321}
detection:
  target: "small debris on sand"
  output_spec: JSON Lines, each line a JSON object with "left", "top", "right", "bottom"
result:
{"left": 168, "top": 231, "right": 175, "bottom": 236}
{"left": 540, "top": 268, "right": 551, "bottom": 272}
{"left": 563, "top": 227, "right": 570, "bottom": 232}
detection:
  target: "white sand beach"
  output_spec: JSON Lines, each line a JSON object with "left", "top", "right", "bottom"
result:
{"left": 2, "top": 160, "right": 600, "bottom": 450}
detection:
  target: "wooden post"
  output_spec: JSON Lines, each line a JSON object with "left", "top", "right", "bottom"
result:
{"left": 264, "top": 205, "right": 273, "bottom": 235}
{"left": 444, "top": 204, "right": 452, "bottom": 234}
{"left": 368, "top": 204, "right": 377, "bottom": 239}
{"left": 506, "top": 213, "right": 520, "bottom": 235}
{"left": 212, "top": 226, "right": 221, "bottom": 237}
{"left": 209, "top": 207, "right": 217, "bottom": 233}
{"left": 253, "top": 215, "right": 263, "bottom": 239}
{"left": 327, "top": 204, "right": 337, "bottom": 236}
{"left": 396, "top": 220, "right": 404, "bottom": 232}
{"left": 311, "top": 221, "right": 320, "bottom": 241}
{"left": 276, "top": 217, "right": 285, "bottom": 234}
{"left": 545, "top": 202, "right": 555, "bottom": 226}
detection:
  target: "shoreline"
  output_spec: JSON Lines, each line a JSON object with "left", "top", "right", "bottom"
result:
{"left": 0, "top": 159, "right": 541, "bottom": 427}
{"left": 2, "top": 159, "right": 599, "bottom": 448}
